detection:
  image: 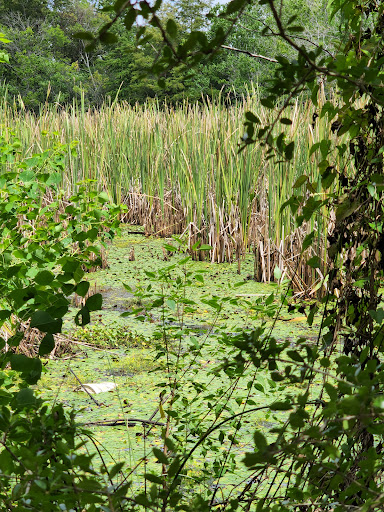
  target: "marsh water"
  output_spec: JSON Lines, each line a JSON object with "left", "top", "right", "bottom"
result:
{"left": 37, "top": 226, "right": 319, "bottom": 492}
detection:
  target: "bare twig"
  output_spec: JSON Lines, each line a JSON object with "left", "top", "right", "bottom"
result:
{"left": 83, "top": 418, "right": 165, "bottom": 427}
{"left": 221, "top": 44, "right": 278, "bottom": 63}
{"left": 69, "top": 368, "right": 102, "bottom": 407}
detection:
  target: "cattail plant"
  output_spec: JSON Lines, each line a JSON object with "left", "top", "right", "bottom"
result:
{"left": 0, "top": 92, "right": 345, "bottom": 292}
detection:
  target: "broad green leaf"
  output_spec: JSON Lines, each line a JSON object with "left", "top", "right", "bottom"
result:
{"left": 245, "top": 111, "right": 260, "bottom": 123}
{"left": 73, "top": 31, "right": 94, "bottom": 41}
{"left": 109, "top": 462, "right": 125, "bottom": 479}
{"left": 0, "top": 310, "right": 11, "bottom": 322}
{"left": 85, "top": 293, "right": 102, "bottom": 311}
{"left": 99, "top": 32, "right": 118, "bottom": 44}
{"left": 287, "top": 350, "right": 304, "bottom": 362}
{"left": 253, "top": 431, "right": 267, "bottom": 451}
{"left": 35, "top": 270, "right": 54, "bottom": 286}
{"left": 273, "top": 266, "right": 282, "bottom": 280}
{"left": 166, "top": 19, "right": 178, "bottom": 38}
{"left": 30, "top": 311, "right": 62, "bottom": 334}
{"left": 293, "top": 175, "right": 308, "bottom": 188}
{"left": 302, "top": 231, "right": 315, "bottom": 252}
{"left": 15, "top": 388, "right": 36, "bottom": 406}
{"left": 75, "top": 307, "right": 91, "bottom": 326}
{"left": 39, "top": 333, "right": 55, "bottom": 356}
{"left": 336, "top": 199, "right": 359, "bottom": 222}
{"left": 166, "top": 299, "right": 176, "bottom": 311}
{"left": 284, "top": 142, "right": 294, "bottom": 160}
{"left": 145, "top": 473, "right": 164, "bottom": 484}
{"left": 76, "top": 281, "right": 90, "bottom": 297}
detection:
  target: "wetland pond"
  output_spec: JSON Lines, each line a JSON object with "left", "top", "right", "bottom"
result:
{"left": 36, "top": 226, "right": 320, "bottom": 494}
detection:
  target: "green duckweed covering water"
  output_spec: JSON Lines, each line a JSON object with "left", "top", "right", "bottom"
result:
{"left": 37, "top": 226, "right": 320, "bottom": 493}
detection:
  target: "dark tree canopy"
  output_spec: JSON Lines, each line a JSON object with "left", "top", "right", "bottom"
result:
{"left": 0, "top": 0, "right": 340, "bottom": 107}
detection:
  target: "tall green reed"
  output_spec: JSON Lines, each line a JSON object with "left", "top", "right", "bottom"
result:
{"left": 0, "top": 92, "right": 341, "bottom": 290}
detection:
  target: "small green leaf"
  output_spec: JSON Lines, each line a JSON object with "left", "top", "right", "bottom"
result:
{"left": 153, "top": 448, "right": 169, "bottom": 465}
{"left": 336, "top": 199, "right": 359, "bottom": 222}
{"left": 0, "top": 310, "right": 11, "bottom": 322}
{"left": 226, "top": 0, "right": 246, "bottom": 15}
{"left": 75, "top": 307, "right": 90, "bottom": 326}
{"left": 15, "top": 388, "right": 36, "bottom": 407}
{"left": 35, "top": 270, "right": 54, "bottom": 286}
{"left": 109, "top": 462, "right": 125, "bottom": 479}
{"left": 274, "top": 266, "right": 282, "bottom": 281}
{"left": 321, "top": 170, "right": 336, "bottom": 189}
{"left": 324, "top": 383, "right": 337, "bottom": 400}
{"left": 10, "top": 354, "right": 31, "bottom": 372}
{"left": 284, "top": 142, "right": 295, "bottom": 160}
{"left": 271, "top": 371, "right": 285, "bottom": 381}
{"left": 293, "top": 175, "right": 308, "bottom": 188}
{"left": 98, "top": 191, "right": 110, "bottom": 203}
{"left": 320, "top": 357, "right": 330, "bottom": 368}
{"left": 166, "top": 19, "right": 178, "bottom": 38}
{"left": 76, "top": 281, "right": 90, "bottom": 297}
{"left": 39, "top": 334, "right": 55, "bottom": 356}
{"left": 270, "top": 401, "right": 292, "bottom": 411}
{"left": 245, "top": 111, "right": 260, "bottom": 123}
{"left": 166, "top": 299, "right": 176, "bottom": 311}
{"left": 288, "top": 25, "right": 304, "bottom": 32}
{"left": 145, "top": 473, "right": 163, "bottom": 484}
{"left": 287, "top": 350, "right": 304, "bottom": 362}
{"left": 85, "top": 293, "right": 102, "bottom": 311}
{"left": 73, "top": 31, "right": 94, "bottom": 41}
{"left": 302, "top": 231, "right": 315, "bottom": 252}
{"left": 100, "top": 32, "right": 118, "bottom": 44}
{"left": 253, "top": 431, "right": 267, "bottom": 452}
{"left": 8, "top": 332, "right": 24, "bottom": 347}
{"left": 369, "top": 309, "right": 384, "bottom": 324}
{"left": 124, "top": 9, "right": 137, "bottom": 30}
{"left": 167, "top": 456, "right": 180, "bottom": 477}
{"left": 307, "top": 256, "right": 321, "bottom": 268}
{"left": 10, "top": 355, "right": 42, "bottom": 384}
{"left": 163, "top": 244, "right": 177, "bottom": 252}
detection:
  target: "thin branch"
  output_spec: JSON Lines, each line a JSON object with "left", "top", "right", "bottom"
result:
{"left": 221, "top": 44, "right": 278, "bottom": 63}
{"left": 83, "top": 418, "right": 165, "bottom": 427}
{"left": 239, "top": 17, "right": 335, "bottom": 59}
{"left": 69, "top": 368, "right": 102, "bottom": 407}
{"left": 289, "top": 35, "right": 335, "bottom": 58}
{"left": 266, "top": 0, "right": 383, "bottom": 99}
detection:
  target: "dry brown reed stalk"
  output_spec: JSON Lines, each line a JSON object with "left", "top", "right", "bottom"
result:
{"left": 1, "top": 318, "right": 80, "bottom": 359}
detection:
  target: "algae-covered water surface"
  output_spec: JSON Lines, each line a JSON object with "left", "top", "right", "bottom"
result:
{"left": 37, "top": 227, "right": 320, "bottom": 495}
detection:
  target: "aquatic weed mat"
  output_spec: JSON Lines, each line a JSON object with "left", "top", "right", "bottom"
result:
{"left": 38, "top": 226, "right": 323, "bottom": 494}
{"left": 75, "top": 225, "right": 321, "bottom": 339}
{"left": 36, "top": 342, "right": 322, "bottom": 496}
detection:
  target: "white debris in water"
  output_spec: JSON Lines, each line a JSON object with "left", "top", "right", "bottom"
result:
{"left": 75, "top": 382, "right": 116, "bottom": 394}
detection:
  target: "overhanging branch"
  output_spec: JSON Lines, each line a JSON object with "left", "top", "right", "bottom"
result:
{"left": 221, "top": 44, "right": 278, "bottom": 63}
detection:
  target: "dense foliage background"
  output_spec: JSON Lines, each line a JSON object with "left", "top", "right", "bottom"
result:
{"left": 0, "top": 0, "right": 337, "bottom": 108}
